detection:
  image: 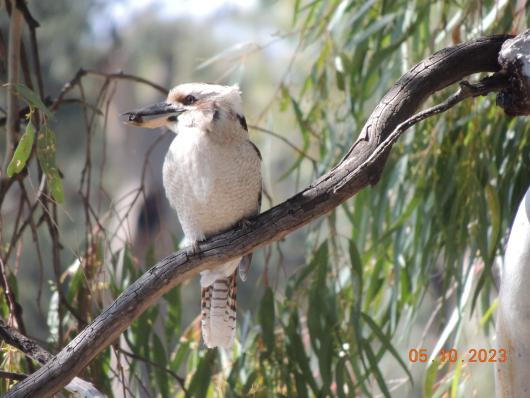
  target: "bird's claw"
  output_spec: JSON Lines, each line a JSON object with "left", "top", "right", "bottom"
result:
{"left": 186, "top": 241, "right": 202, "bottom": 257}
{"left": 238, "top": 217, "right": 254, "bottom": 230}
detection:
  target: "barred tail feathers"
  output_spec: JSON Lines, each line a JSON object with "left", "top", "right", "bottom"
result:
{"left": 201, "top": 270, "right": 237, "bottom": 349}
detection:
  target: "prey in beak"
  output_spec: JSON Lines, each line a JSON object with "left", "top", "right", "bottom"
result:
{"left": 122, "top": 102, "right": 184, "bottom": 129}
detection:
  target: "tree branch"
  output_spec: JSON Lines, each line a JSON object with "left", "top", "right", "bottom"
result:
{"left": 0, "top": 321, "right": 104, "bottom": 397}
{"left": 0, "top": 321, "right": 50, "bottom": 365}
{"left": 6, "top": 34, "right": 517, "bottom": 397}
{"left": 0, "top": 371, "right": 26, "bottom": 382}
{"left": 51, "top": 68, "right": 167, "bottom": 112}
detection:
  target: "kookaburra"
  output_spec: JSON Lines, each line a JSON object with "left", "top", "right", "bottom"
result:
{"left": 124, "top": 83, "right": 262, "bottom": 349}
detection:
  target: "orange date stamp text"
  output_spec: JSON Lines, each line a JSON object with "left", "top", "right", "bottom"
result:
{"left": 408, "top": 348, "right": 507, "bottom": 364}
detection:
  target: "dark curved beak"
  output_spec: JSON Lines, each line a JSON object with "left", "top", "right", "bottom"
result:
{"left": 122, "top": 102, "right": 185, "bottom": 129}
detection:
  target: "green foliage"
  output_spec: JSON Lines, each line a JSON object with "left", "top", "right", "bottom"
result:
{"left": 5, "top": 83, "right": 64, "bottom": 202}
{"left": 36, "top": 125, "right": 64, "bottom": 203}
{"left": 187, "top": 350, "right": 216, "bottom": 398}
{"left": 7, "top": 121, "right": 34, "bottom": 177}
{"left": 258, "top": 287, "right": 275, "bottom": 357}
{"left": 2, "top": 1, "right": 529, "bottom": 397}
{"left": 9, "top": 83, "right": 53, "bottom": 119}
{"left": 238, "top": 0, "right": 529, "bottom": 396}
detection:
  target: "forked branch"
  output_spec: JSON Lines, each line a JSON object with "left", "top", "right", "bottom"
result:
{"left": 7, "top": 33, "right": 528, "bottom": 397}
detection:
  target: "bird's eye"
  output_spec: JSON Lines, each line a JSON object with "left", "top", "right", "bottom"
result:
{"left": 182, "top": 95, "right": 197, "bottom": 105}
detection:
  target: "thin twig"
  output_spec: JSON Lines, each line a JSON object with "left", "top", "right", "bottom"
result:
{"left": 3, "top": 0, "right": 23, "bottom": 171}
{"left": 0, "top": 259, "right": 23, "bottom": 331}
{"left": 51, "top": 68, "right": 167, "bottom": 112}
{"left": 116, "top": 346, "right": 189, "bottom": 396}
{"left": 0, "top": 371, "right": 26, "bottom": 381}
{"left": 16, "top": 0, "right": 45, "bottom": 97}
{"left": 249, "top": 124, "right": 318, "bottom": 163}
{"left": 334, "top": 74, "right": 511, "bottom": 192}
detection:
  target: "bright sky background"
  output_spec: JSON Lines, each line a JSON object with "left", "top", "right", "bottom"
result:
{"left": 107, "top": 0, "right": 258, "bottom": 25}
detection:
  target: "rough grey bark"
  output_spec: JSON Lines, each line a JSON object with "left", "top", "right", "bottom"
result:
{"left": 6, "top": 34, "right": 514, "bottom": 397}
{"left": 0, "top": 322, "right": 104, "bottom": 397}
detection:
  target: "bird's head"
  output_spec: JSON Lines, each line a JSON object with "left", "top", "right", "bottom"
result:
{"left": 123, "top": 83, "right": 247, "bottom": 138}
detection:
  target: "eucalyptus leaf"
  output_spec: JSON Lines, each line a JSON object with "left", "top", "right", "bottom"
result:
{"left": 7, "top": 122, "right": 35, "bottom": 177}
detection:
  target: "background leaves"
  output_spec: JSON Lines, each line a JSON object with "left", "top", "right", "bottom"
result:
{"left": 0, "top": 1, "right": 529, "bottom": 397}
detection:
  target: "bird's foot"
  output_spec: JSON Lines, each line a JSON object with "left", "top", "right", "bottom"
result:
{"left": 186, "top": 240, "right": 202, "bottom": 257}
{"left": 238, "top": 217, "right": 255, "bottom": 231}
